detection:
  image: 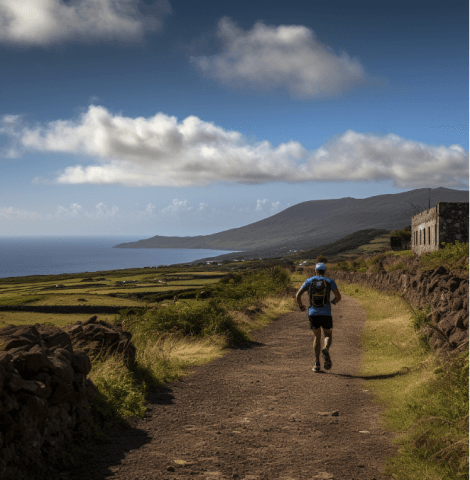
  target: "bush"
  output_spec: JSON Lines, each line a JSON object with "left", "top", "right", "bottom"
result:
{"left": 210, "top": 266, "right": 291, "bottom": 305}
{"left": 316, "top": 255, "right": 328, "bottom": 264}
{"left": 391, "top": 228, "right": 412, "bottom": 240}
{"left": 136, "top": 300, "right": 248, "bottom": 344}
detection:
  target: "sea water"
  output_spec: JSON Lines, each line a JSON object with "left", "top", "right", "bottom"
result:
{"left": 0, "top": 236, "right": 234, "bottom": 279}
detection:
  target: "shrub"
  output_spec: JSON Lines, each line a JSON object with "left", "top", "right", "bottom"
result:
{"left": 391, "top": 228, "right": 412, "bottom": 241}
{"left": 316, "top": 255, "right": 328, "bottom": 264}
{"left": 210, "top": 266, "right": 291, "bottom": 305}
{"left": 122, "top": 300, "right": 248, "bottom": 344}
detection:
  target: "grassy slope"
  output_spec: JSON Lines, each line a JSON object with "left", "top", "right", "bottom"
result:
{"left": 288, "top": 228, "right": 391, "bottom": 262}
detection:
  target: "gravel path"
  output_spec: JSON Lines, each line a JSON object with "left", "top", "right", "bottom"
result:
{"left": 70, "top": 295, "right": 396, "bottom": 480}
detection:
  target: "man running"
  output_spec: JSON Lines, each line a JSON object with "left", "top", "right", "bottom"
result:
{"left": 296, "top": 262, "right": 342, "bottom": 372}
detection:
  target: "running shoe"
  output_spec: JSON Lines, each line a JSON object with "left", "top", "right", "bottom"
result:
{"left": 322, "top": 348, "right": 332, "bottom": 370}
{"left": 312, "top": 362, "right": 321, "bottom": 372}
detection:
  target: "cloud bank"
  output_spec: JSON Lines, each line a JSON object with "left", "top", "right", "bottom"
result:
{"left": 0, "top": 0, "right": 171, "bottom": 46}
{"left": 190, "top": 17, "right": 367, "bottom": 98}
{"left": 2, "top": 105, "right": 468, "bottom": 189}
{"left": 0, "top": 202, "right": 119, "bottom": 220}
{"left": 0, "top": 199, "right": 284, "bottom": 236}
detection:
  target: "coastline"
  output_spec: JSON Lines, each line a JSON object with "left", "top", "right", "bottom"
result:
{"left": 0, "top": 236, "right": 238, "bottom": 279}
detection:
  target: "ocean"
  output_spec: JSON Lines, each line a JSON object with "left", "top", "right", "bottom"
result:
{"left": 0, "top": 236, "right": 234, "bottom": 279}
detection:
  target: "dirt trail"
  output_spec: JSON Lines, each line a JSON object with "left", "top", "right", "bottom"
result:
{"left": 70, "top": 295, "right": 396, "bottom": 480}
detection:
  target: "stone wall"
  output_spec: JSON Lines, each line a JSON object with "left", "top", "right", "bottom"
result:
{"left": 0, "top": 324, "right": 96, "bottom": 478}
{"left": 0, "top": 317, "right": 135, "bottom": 478}
{"left": 439, "top": 202, "right": 469, "bottom": 245}
{"left": 411, "top": 202, "right": 469, "bottom": 256}
{"left": 333, "top": 267, "right": 469, "bottom": 350}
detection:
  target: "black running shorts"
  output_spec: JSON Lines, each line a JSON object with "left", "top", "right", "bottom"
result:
{"left": 309, "top": 315, "right": 333, "bottom": 330}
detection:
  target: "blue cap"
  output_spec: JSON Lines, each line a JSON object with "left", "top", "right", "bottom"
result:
{"left": 315, "top": 262, "right": 326, "bottom": 271}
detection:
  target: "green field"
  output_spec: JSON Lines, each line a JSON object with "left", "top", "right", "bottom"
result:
{"left": 0, "top": 266, "right": 233, "bottom": 326}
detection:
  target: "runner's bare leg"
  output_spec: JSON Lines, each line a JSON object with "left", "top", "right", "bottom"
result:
{"left": 313, "top": 328, "right": 322, "bottom": 363}
{"left": 323, "top": 328, "right": 332, "bottom": 350}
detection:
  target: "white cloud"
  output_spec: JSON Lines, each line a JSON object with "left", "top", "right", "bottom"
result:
{"left": 85, "top": 202, "right": 119, "bottom": 219}
{"left": 55, "top": 202, "right": 83, "bottom": 218}
{"left": 161, "top": 199, "right": 190, "bottom": 214}
{"left": 2, "top": 105, "right": 468, "bottom": 189}
{"left": 190, "top": 17, "right": 367, "bottom": 99}
{"left": 255, "top": 199, "right": 283, "bottom": 215}
{"left": 145, "top": 203, "right": 157, "bottom": 215}
{"left": 0, "top": 0, "right": 171, "bottom": 46}
{"left": 53, "top": 202, "right": 119, "bottom": 219}
{"left": 154, "top": 198, "right": 286, "bottom": 226}
{"left": 0, "top": 206, "right": 43, "bottom": 219}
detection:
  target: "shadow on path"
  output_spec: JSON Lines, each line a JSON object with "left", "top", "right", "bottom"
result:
{"left": 67, "top": 386, "right": 176, "bottom": 479}
{"left": 331, "top": 368, "right": 411, "bottom": 380}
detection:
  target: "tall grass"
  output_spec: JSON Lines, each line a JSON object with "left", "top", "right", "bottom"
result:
{"left": 122, "top": 300, "right": 249, "bottom": 345}
{"left": 89, "top": 357, "right": 147, "bottom": 423}
{"left": 341, "top": 283, "right": 469, "bottom": 480}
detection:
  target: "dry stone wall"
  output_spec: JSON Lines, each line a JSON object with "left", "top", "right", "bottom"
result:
{"left": 0, "top": 324, "right": 95, "bottom": 478}
{"left": 0, "top": 317, "right": 135, "bottom": 478}
{"left": 439, "top": 202, "right": 469, "bottom": 245}
{"left": 333, "top": 267, "right": 469, "bottom": 350}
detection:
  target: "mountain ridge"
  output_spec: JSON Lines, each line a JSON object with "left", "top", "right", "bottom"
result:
{"left": 114, "top": 187, "right": 468, "bottom": 256}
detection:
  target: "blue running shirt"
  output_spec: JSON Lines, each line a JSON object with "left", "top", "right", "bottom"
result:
{"left": 301, "top": 276, "right": 338, "bottom": 316}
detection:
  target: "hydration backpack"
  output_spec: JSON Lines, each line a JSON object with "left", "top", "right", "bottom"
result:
{"left": 308, "top": 279, "right": 331, "bottom": 308}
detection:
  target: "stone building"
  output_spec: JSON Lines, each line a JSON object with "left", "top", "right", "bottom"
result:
{"left": 411, "top": 202, "right": 469, "bottom": 255}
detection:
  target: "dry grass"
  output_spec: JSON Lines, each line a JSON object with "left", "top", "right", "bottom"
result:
{"left": 138, "top": 334, "right": 226, "bottom": 370}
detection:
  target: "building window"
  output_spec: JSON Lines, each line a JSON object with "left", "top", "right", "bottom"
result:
{"left": 435, "top": 224, "right": 437, "bottom": 245}
{"left": 423, "top": 229, "right": 426, "bottom": 245}
{"left": 428, "top": 227, "right": 430, "bottom": 245}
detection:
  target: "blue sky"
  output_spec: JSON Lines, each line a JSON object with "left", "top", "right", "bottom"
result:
{"left": 0, "top": 0, "right": 468, "bottom": 237}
